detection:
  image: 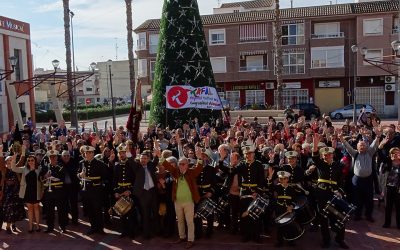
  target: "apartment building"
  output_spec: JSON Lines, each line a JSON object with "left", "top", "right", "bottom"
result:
{"left": 135, "top": 0, "right": 399, "bottom": 116}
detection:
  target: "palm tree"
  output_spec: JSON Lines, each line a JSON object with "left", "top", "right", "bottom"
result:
{"left": 125, "top": 0, "right": 136, "bottom": 104}
{"left": 274, "top": 0, "right": 284, "bottom": 109}
{"left": 62, "top": 0, "right": 76, "bottom": 127}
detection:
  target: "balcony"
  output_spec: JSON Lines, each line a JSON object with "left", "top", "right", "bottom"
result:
{"left": 311, "top": 32, "right": 344, "bottom": 39}
{"left": 239, "top": 65, "right": 267, "bottom": 72}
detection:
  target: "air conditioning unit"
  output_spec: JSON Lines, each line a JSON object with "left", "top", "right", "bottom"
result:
{"left": 265, "top": 82, "right": 274, "bottom": 89}
{"left": 385, "top": 83, "right": 396, "bottom": 92}
{"left": 385, "top": 76, "right": 396, "bottom": 83}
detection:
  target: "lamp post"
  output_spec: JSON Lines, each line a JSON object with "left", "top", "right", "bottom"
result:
{"left": 69, "top": 10, "right": 78, "bottom": 130}
{"left": 351, "top": 45, "right": 358, "bottom": 123}
{"left": 108, "top": 59, "right": 116, "bottom": 131}
{"left": 391, "top": 40, "right": 400, "bottom": 124}
{"left": 0, "top": 56, "right": 18, "bottom": 81}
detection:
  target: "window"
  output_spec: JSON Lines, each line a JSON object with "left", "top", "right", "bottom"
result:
{"left": 393, "top": 18, "right": 399, "bottom": 33}
{"left": 226, "top": 91, "right": 240, "bottom": 109}
{"left": 240, "top": 55, "right": 267, "bottom": 71}
{"left": 282, "top": 23, "right": 304, "bottom": 45}
{"left": 313, "top": 22, "right": 342, "bottom": 38}
{"left": 149, "top": 33, "right": 159, "bottom": 54}
{"left": 137, "top": 32, "right": 146, "bottom": 50}
{"left": 150, "top": 60, "right": 156, "bottom": 80}
{"left": 274, "top": 89, "right": 309, "bottom": 107}
{"left": 245, "top": 90, "right": 265, "bottom": 105}
{"left": 281, "top": 52, "right": 305, "bottom": 74}
{"left": 210, "top": 57, "right": 227, "bottom": 73}
{"left": 311, "top": 46, "right": 344, "bottom": 68}
{"left": 209, "top": 29, "right": 226, "bottom": 45}
{"left": 138, "top": 59, "right": 147, "bottom": 77}
{"left": 363, "top": 49, "right": 383, "bottom": 65}
{"left": 14, "top": 49, "right": 23, "bottom": 81}
{"left": 363, "top": 18, "right": 383, "bottom": 36}
{"left": 86, "top": 87, "right": 93, "bottom": 92}
{"left": 239, "top": 23, "right": 268, "bottom": 42}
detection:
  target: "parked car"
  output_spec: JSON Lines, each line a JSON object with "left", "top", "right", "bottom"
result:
{"left": 241, "top": 104, "right": 267, "bottom": 110}
{"left": 329, "top": 104, "right": 376, "bottom": 120}
{"left": 290, "top": 103, "right": 321, "bottom": 120}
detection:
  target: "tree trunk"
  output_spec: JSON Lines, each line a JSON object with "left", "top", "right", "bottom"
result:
{"left": 274, "top": 0, "right": 284, "bottom": 110}
{"left": 125, "top": 0, "right": 136, "bottom": 104}
{"left": 62, "top": 0, "right": 76, "bottom": 127}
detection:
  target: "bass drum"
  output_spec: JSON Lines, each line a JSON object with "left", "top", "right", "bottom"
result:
{"left": 275, "top": 212, "right": 305, "bottom": 241}
{"left": 294, "top": 196, "right": 316, "bottom": 225}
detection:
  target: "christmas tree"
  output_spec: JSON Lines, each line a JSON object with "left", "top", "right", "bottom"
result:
{"left": 150, "top": 0, "right": 223, "bottom": 128}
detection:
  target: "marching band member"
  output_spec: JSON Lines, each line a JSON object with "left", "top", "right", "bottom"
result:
{"left": 309, "top": 134, "right": 348, "bottom": 249}
{"left": 40, "top": 150, "right": 67, "bottom": 233}
{"left": 236, "top": 143, "right": 265, "bottom": 243}
{"left": 111, "top": 145, "right": 135, "bottom": 238}
{"left": 194, "top": 149, "right": 217, "bottom": 238}
{"left": 77, "top": 146, "right": 107, "bottom": 235}
{"left": 279, "top": 151, "right": 305, "bottom": 187}
{"left": 267, "top": 170, "right": 297, "bottom": 247}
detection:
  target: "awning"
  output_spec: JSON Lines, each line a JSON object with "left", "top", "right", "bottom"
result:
{"left": 240, "top": 50, "right": 268, "bottom": 56}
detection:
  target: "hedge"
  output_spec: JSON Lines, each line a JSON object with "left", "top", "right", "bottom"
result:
{"left": 35, "top": 104, "right": 132, "bottom": 123}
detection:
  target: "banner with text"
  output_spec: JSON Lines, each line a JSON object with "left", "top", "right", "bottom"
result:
{"left": 166, "top": 85, "right": 222, "bottom": 110}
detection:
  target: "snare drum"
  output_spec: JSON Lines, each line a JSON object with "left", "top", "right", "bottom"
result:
{"left": 322, "top": 195, "right": 356, "bottom": 229}
{"left": 246, "top": 195, "right": 269, "bottom": 220}
{"left": 215, "top": 195, "right": 230, "bottom": 214}
{"left": 111, "top": 196, "right": 133, "bottom": 216}
{"left": 196, "top": 198, "right": 217, "bottom": 220}
{"left": 294, "top": 196, "right": 316, "bottom": 225}
{"left": 275, "top": 212, "right": 305, "bottom": 241}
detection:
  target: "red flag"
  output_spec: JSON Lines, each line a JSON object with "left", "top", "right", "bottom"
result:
{"left": 126, "top": 80, "right": 142, "bottom": 143}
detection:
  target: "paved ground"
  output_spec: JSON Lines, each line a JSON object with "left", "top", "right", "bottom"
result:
{"left": 0, "top": 200, "right": 399, "bottom": 250}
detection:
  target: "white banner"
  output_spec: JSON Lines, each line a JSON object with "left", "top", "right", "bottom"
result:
{"left": 166, "top": 85, "right": 223, "bottom": 110}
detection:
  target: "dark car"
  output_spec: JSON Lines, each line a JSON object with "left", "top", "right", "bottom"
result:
{"left": 290, "top": 103, "right": 321, "bottom": 120}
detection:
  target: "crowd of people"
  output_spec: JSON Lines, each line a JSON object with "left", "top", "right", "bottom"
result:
{"left": 0, "top": 113, "right": 399, "bottom": 249}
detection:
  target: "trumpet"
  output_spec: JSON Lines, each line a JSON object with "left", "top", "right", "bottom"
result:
{"left": 47, "top": 170, "right": 53, "bottom": 192}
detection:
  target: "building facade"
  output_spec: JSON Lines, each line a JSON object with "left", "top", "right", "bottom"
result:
{"left": 135, "top": 0, "right": 400, "bottom": 116}
{"left": 0, "top": 16, "right": 35, "bottom": 133}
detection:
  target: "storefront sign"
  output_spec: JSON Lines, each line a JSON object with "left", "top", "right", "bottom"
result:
{"left": 0, "top": 16, "right": 29, "bottom": 35}
{"left": 166, "top": 85, "right": 222, "bottom": 110}
{"left": 283, "top": 82, "right": 301, "bottom": 89}
{"left": 319, "top": 80, "right": 340, "bottom": 88}
{"left": 232, "top": 85, "right": 259, "bottom": 90}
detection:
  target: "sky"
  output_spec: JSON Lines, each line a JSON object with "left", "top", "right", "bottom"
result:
{"left": 1, "top": 0, "right": 354, "bottom": 71}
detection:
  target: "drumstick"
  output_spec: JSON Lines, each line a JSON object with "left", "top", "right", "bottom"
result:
{"left": 241, "top": 211, "right": 249, "bottom": 218}
{"left": 276, "top": 211, "right": 291, "bottom": 221}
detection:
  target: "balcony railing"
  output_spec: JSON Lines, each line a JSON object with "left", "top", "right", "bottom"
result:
{"left": 311, "top": 32, "right": 344, "bottom": 39}
{"left": 239, "top": 65, "right": 267, "bottom": 72}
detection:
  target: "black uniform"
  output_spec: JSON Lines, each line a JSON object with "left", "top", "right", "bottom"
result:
{"left": 40, "top": 163, "right": 67, "bottom": 232}
{"left": 62, "top": 157, "right": 80, "bottom": 224}
{"left": 270, "top": 183, "right": 297, "bottom": 244}
{"left": 312, "top": 151, "right": 346, "bottom": 246}
{"left": 113, "top": 159, "right": 135, "bottom": 237}
{"left": 195, "top": 164, "right": 216, "bottom": 238}
{"left": 236, "top": 159, "right": 265, "bottom": 242}
{"left": 78, "top": 158, "right": 107, "bottom": 234}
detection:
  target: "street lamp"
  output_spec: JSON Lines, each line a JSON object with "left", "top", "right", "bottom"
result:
{"left": 0, "top": 56, "right": 18, "bottom": 81}
{"left": 351, "top": 45, "right": 358, "bottom": 123}
{"left": 52, "top": 59, "right": 60, "bottom": 72}
{"left": 108, "top": 59, "right": 116, "bottom": 131}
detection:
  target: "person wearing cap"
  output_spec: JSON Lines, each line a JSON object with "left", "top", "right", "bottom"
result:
{"left": 34, "top": 149, "right": 46, "bottom": 164}
{"left": 309, "top": 134, "right": 348, "bottom": 249}
{"left": 277, "top": 151, "right": 305, "bottom": 192}
{"left": 194, "top": 147, "right": 217, "bottom": 239}
{"left": 236, "top": 143, "right": 265, "bottom": 243}
{"left": 381, "top": 147, "right": 400, "bottom": 228}
{"left": 60, "top": 150, "right": 80, "bottom": 225}
{"left": 77, "top": 145, "right": 108, "bottom": 235}
{"left": 110, "top": 145, "right": 135, "bottom": 238}
{"left": 267, "top": 170, "right": 297, "bottom": 247}
{"left": 39, "top": 149, "right": 68, "bottom": 233}
{"left": 340, "top": 127, "right": 382, "bottom": 223}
